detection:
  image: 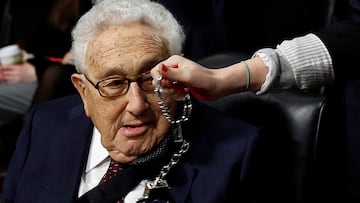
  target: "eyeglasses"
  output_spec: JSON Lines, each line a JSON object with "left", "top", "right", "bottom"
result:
{"left": 83, "top": 71, "right": 154, "bottom": 97}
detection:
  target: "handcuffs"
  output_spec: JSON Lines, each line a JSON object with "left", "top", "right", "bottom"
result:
{"left": 137, "top": 76, "right": 192, "bottom": 202}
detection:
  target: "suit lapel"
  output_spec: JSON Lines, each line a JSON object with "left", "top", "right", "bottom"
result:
{"left": 63, "top": 108, "right": 93, "bottom": 200}
{"left": 41, "top": 103, "right": 94, "bottom": 202}
{"left": 168, "top": 162, "right": 197, "bottom": 203}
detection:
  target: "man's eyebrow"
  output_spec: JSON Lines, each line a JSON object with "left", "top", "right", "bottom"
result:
{"left": 99, "top": 66, "right": 125, "bottom": 78}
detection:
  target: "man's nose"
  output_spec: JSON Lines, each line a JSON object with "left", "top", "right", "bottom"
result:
{"left": 125, "top": 82, "right": 149, "bottom": 115}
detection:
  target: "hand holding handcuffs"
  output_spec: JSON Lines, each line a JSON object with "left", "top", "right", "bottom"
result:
{"left": 137, "top": 76, "right": 192, "bottom": 202}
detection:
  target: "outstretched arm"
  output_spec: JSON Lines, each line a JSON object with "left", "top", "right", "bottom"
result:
{"left": 151, "top": 55, "right": 268, "bottom": 100}
{"left": 151, "top": 21, "right": 360, "bottom": 101}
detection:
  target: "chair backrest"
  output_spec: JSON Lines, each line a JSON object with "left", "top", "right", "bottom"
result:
{"left": 197, "top": 52, "right": 345, "bottom": 202}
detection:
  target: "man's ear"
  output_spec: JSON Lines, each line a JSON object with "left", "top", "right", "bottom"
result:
{"left": 71, "top": 73, "right": 86, "bottom": 97}
{"left": 71, "top": 73, "right": 90, "bottom": 117}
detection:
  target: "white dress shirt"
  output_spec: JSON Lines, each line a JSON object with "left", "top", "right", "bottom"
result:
{"left": 78, "top": 128, "right": 109, "bottom": 197}
{"left": 77, "top": 127, "right": 147, "bottom": 202}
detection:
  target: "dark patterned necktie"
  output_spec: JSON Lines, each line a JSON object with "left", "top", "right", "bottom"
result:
{"left": 100, "top": 158, "right": 123, "bottom": 184}
{"left": 99, "top": 159, "right": 124, "bottom": 203}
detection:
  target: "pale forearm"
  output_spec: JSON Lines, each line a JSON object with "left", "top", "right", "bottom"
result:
{"left": 210, "top": 56, "right": 268, "bottom": 98}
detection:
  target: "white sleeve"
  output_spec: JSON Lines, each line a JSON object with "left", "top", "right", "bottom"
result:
{"left": 253, "top": 33, "right": 334, "bottom": 95}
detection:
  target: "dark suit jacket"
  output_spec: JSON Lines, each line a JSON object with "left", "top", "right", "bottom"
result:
{"left": 3, "top": 94, "right": 259, "bottom": 203}
{"left": 315, "top": 21, "right": 360, "bottom": 202}
{"left": 315, "top": 21, "right": 360, "bottom": 82}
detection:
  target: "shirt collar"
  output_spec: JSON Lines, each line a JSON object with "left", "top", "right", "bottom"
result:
{"left": 85, "top": 127, "right": 109, "bottom": 173}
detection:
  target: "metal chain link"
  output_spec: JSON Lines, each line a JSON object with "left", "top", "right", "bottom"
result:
{"left": 159, "top": 140, "right": 189, "bottom": 180}
{"left": 138, "top": 76, "right": 192, "bottom": 201}
{"left": 154, "top": 76, "right": 192, "bottom": 124}
{"left": 146, "top": 139, "right": 190, "bottom": 189}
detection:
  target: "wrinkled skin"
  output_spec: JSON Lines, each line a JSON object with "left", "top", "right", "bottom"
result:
{"left": 72, "top": 22, "right": 175, "bottom": 164}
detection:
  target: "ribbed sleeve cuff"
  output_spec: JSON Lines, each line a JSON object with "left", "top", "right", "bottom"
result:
{"left": 277, "top": 33, "right": 334, "bottom": 89}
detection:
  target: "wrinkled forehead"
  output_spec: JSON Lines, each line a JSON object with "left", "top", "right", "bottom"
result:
{"left": 85, "top": 22, "right": 170, "bottom": 78}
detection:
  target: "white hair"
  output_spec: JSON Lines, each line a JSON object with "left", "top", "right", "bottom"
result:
{"left": 71, "top": 0, "right": 185, "bottom": 73}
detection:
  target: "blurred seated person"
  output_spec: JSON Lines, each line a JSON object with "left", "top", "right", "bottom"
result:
{"left": 3, "top": 0, "right": 262, "bottom": 202}
{"left": 0, "top": 0, "right": 93, "bottom": 127}
{"left": 0, "top": 58, "right": 37, "bottom": 127}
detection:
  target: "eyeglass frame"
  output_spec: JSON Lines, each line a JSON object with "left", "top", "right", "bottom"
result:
{"left": 83, "top": 71, "right": 155, "bottom": 97}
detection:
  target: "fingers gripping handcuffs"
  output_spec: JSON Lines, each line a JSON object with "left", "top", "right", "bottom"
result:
{"left": 137, "top": 76, "right": 192, "bottom": 202}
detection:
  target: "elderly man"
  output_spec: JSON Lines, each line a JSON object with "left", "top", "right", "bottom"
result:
{"left": 3, "top": 0, "right": 260, "bottom": 202}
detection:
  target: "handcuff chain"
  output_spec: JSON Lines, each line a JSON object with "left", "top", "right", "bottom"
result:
{"left": 157, "top": 140, "right": 190, "bottom": 181}
{"left": 154, "top": 77, "right": 192, "bottom": 124}
{"left": 137, "top": 140, "right": 190, "bottom": 202}
{"left": 143, "top": 76, "right": 191, "bottom": 195}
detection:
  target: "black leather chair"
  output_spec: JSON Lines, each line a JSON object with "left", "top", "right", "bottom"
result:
{"left": 197, "top": 52, "right": 345, "bottom": 202}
